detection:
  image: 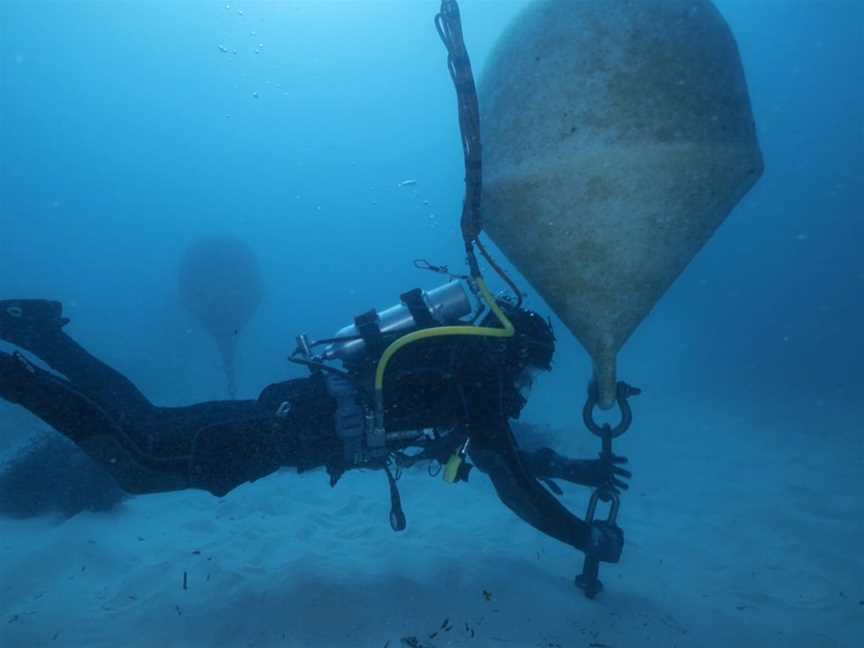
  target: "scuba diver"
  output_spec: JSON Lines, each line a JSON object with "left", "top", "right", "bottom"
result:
{"left": 0, "top": 273, "right": 630, "bottom": 564}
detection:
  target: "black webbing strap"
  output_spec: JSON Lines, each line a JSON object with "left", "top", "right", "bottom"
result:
{"left": 325, "top": 374, "right": 367, "bottom": 468}
{"left": 354, "top": 309, "right": 384, "bottom": 355}
{"left": 400, "top": 288, "right": 437, "bottom": 328}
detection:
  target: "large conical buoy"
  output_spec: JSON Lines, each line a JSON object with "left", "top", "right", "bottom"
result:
{"left": 479, "top": 0, "right": 763, "bottom": 407}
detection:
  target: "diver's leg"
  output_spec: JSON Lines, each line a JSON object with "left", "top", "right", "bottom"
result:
{"left": 0, "top": 299, "right": 152, "bottom": 416}
{"left": 182, "top": 372, "right": 343, "bottom": 495}
{"left": 1, "top": 351, "right": 340, "bottom": 497}
{"left": 0, "top": 349, "right": 192, "bottom": 493}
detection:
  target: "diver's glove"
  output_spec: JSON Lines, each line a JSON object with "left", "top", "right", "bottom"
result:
{"left": 579, "top": 454, "right": 631, "bottom": 494}
{"left": 525, "top": 448, "right": 631, "bottom": 493}
{"left": 587, "top": 520, "right": 624, "bottom": 563}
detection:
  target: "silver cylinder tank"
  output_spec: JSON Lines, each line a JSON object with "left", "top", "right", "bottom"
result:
{"left": 322, "top": 280, "right": 472, "bottom": 363}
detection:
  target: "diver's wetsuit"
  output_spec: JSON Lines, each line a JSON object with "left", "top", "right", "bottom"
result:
{"left": 0, "top": 300, "right": 628, "bottom": 557}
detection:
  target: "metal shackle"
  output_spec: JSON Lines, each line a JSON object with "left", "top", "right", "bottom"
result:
{"left": 582, "top": 380, "right": 641, "bottom": 439}
{"left": 585, "top": 489, "right": 620, "bottom": 526}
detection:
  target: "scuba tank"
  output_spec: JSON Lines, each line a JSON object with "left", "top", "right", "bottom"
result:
{"left": 320, "top": 280, "right": 473, "bottom": 364}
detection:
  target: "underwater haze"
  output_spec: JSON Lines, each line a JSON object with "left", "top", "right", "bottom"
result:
{"left": 1, "top": 1, "right": 862, "bottom": 647}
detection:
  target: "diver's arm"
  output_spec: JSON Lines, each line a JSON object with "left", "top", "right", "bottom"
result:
{"left": 468, "top": 420, "right": 624, "bottom": 561}
{"left": 466, "top": 418, "right": 593, "bottom": 551}
{"left": 519, "top": 447, "right": 631, "bottom": 493}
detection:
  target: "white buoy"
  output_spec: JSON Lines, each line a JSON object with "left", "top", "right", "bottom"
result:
{"left": 480, "top": 0, "right": 763, "bottom": 407}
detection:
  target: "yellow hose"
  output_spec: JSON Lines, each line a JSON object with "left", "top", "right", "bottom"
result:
{"left": 373, "top": 278, "right": 514, "bottom": 426}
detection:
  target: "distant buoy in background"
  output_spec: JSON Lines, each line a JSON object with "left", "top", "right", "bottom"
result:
{"left": 178, "top": 237, "right": 263, "bottom": 399}
{"left": 479, "top": 0, "right": 763, "bottom": 407}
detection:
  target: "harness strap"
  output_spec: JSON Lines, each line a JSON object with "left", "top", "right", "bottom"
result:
{"left": 400, "top": 288, "right": 438, "bottom": 328}
{"left": 324, "top": 374, "right": 367, "bottom": 468}
{"left": 353, "top": 309, "right": 384, "bottom": 356}
{"left": 325, "top": 373, "right": 408, "bottom": 532}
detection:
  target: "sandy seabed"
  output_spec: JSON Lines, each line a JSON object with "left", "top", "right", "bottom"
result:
{"left": 1, "top": 396, "right": 861, "bottom": 648}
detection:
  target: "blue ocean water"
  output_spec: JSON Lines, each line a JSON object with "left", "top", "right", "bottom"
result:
{"left": 1, "top": 1, "right": 861, "bottom": 646}
{"left": 2, "top": 0, "right": 861, "bottom": 413}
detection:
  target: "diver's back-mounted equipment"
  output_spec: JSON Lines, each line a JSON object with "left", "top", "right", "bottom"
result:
{"left": 320, "top": 280, "right": 473, "bottom": 365}
{"left": 291, "top": 279, "right": 479, "bottom": 469}
{"left": 302, "top": 279, "right": 478, "bottom": 534}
